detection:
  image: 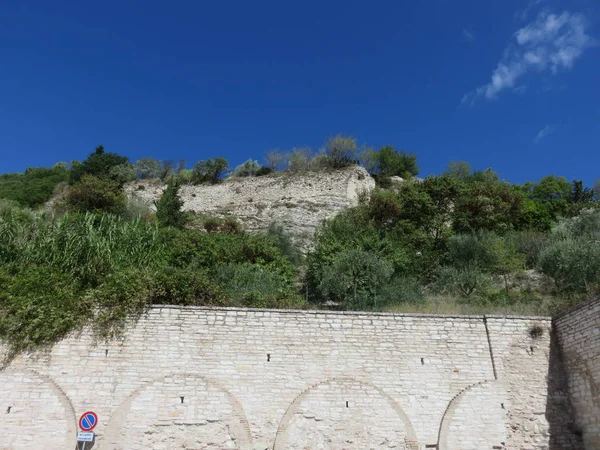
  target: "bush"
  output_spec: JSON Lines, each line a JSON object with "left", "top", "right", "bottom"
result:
{"left": 538, "top": 238, "right": 600, "bottom": 293}
{"left": 255, "top": 166, "right": 273, "bottom": 176}
{"left": 0, "top": 165, "right": 69, "bottom": 207}
{"left": 191, "top": 158, "right": 229, "bottom": 184}
{"left": 368, "top": 145, "right": 419, "bottom": 178}
{"left": 537, "top": 211, "right": 600, "bottom": 293}
{"left": 288, "top": 148, "right": 314, "bottom": 172}
{"left": 324, "top": 135, "right": 358, "bottom": 169}
{"left": 432, "top": 264, "right": 491, "bottom": 298}
{"left": 214, "top": 263, "right": 305, "bottom": 308}
{"left": 199, "top": 216, "right": 243, "bottom": 234}
{"left": 70, "top": 145, "right": 129, "bottom": 183}
{"left": 377, "top": 276, "right": 425, "bottom": 307}
{"left": 267, "top": 222, "right": 303, "bottom": 265}
{"left": 231, "top": 159, "right": 260, "bottom": 177}
{"left": 109, "top": 163, "right": 137, "bottom": 184}
{"left": 147, "top": 267, "right": 224, "bottom": 306}
{"left": 0, "top": 265, "right": 88, "bottom": 354}
{"left": 318, "top": 248, "right": 394, "bottom": 310}
{"left": 509, "top": 231, "right": 548, "bottom": 268}
{"left": 66, "top": 175, "right": 126, "bottom": 215}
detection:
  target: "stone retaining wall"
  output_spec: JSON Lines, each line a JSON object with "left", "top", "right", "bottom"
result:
{"left": 0, "top": 306, "right": 586, "bottom": 449}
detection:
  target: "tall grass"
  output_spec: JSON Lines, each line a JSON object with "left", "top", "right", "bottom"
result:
{"left": 0, "top": 209, "right": 164, "bottom": 286}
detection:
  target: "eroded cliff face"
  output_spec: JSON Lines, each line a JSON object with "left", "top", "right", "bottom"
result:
{"left": 125, "top": 166, "right": 375, "bottom": 247}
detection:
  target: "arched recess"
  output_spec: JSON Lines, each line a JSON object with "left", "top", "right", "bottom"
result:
{"left": 437, "top": 380, "right": 507, "bottom": 450}
{"left": 0, "top": 368, "right": 78, "bottom": 449}
{"left": 273, "top": 377, "right": 419, "bottom": 450}
{"left": 103, "top": 372, "right": 252, "bottom": 450}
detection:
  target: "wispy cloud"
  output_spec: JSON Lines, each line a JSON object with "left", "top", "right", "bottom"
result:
{"left": 462, "top": 28, "right": 475, "bottom": 42}
{"left": 516, "top": 0, "right": 545, "bottom": 22}
{"left": 463, "top": 10, "right": 592, "bottom": 105}
{"left": 534, "top": 125, "right": 553, "bottom": 143}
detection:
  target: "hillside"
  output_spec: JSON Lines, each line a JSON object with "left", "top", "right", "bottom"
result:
{"left": 1, "top": 142, "right": 599, "bottom": 358}
{"left": 125, "top": 165, "right": 375, "bottom": 249}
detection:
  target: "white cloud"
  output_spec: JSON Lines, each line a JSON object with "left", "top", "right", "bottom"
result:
{"left": 516, "top": 0, "right": 545, "bottom": 22}
{"left": 463, "top": 11, "right": 592, "bottom": 104}
{"left": 534, "top": 125, "right": 553, "bottom": 143}
{"left": 463, "top": 29, "right": 475, "bottom": 42}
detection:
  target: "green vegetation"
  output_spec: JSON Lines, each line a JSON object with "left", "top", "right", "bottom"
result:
{"left": 0, "top": 140, "right": 599, "bottom": 357}
{"left": 0, "top": 164, "right": 68, "bottom": 207}
{"left": 155, "top": 180, "right": 187, "bottom": 228}
{"left": 0, "top": 204, "right": 304, "bottom": 356}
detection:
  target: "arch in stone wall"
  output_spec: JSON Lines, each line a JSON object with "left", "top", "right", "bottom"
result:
{"left": 0, "top": 368, "right": 77, "bottom": 450}
{"left": 437, "top": 380, "right": 507, "bottom": 450}
{"left": 273, "top": 377, "right": 418, "bottom": 450}
{"left": 103, "top": 372, "right": 252, "bottom": 450}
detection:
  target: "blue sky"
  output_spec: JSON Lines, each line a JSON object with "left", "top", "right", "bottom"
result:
{"left": 1, "top": 0, "right": 598, "bottom": 186}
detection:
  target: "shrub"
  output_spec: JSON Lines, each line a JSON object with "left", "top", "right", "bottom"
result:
{"left": 267, "top": 222, "right": 303, "bottom": 265}
{"left": 538, "top": 238, "right": 600, "bottom": 293}
{"left": 191, "top": 158, "right": 229, "bottom": 184}
{"left": 231, "top": 159, "right": 260, "bottom": 177}
{"left": 109, "top": 163, "right": 137, "bottom": 184}
{"left": 147, "top": 268, "right": 224, "bottom": 306}
{"left": 432, "top": 264, "right": 491, "bottom": 298}
{"left": 199, "top": 216, "right": 243, "bottom": 234}
{"left": 0, "top": 264, "right": 88, "bottom": 354}
{"left": 318, "top": 248, "right": 394, "bottom": 310}
{"left": 214, "top": 263, "right": 305, "bottom": 309}
{"left": 288, "top": 148, "right": 314, "bottom": 172}
{"left": 0, "top": 165, "right": 69, "bottom": 207}
{"left": 509, "top": 231, "right": 548, "bottom": 268}
{"left": 66, "top": 175, "right": 126, "bottom": 215}
{"left": 135, "top": 158, "right": 163, "bottom": 179}
{"left": 324, "top": 135, "right": 358, "bottom": 169}
{"left": 377, "top": 276, "right": 425, "bottom": 307}
{"left": 70, "top": 145, "right": 129, "bottom": 183}
{"left": 255, "top": 166, "right": 273, "bottom": 176}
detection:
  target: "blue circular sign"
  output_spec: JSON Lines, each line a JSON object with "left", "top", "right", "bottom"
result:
{"left": 79, "top": 411, "right": 98, "bottom": 431}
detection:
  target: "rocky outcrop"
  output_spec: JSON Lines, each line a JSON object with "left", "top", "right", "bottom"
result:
{"left": 125, "top": 166, "right": 375, "bottom": 248}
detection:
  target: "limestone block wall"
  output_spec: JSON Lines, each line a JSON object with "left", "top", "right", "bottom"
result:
{"left": 554, "top": 297, "right": 600, "bottom": 449}
{"left": 0, "top": 307, "right": 584, "bottom": 450}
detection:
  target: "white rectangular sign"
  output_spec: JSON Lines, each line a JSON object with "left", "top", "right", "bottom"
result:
{"left": 77, "top": 431, "right": 94, "bottom": 442}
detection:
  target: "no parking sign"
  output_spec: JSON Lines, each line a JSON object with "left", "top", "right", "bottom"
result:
{"left": 78, "top": 411, "right": 98, "bottom": 449}
{"left": 79, "top": 411, "right": 98, "bottom": 432}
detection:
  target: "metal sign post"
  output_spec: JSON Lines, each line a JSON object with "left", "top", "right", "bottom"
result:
{"left": 78, "top": 411, "right": 98, "bottom": 450}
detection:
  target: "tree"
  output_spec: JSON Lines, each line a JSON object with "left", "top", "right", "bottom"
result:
{"left": 526, "top": 175, "right": 571, "bottom": 201}
{"left": 70, "top": 146, "right": 129, "bottom": 183}
{"left": 319, "top": 248, "right": 393, "bottom": 309}
{"left": 433, "top": 264, "right": 491, "bottom": 298}
{"left": 231, "top": 159, "right": 260, "bottom": 177}
{"left": 324, "top": 135, "right": 358, "bottom": 169}
{"left": 160, "top": 160, "right": 175, "bottom": 180}
{"left": 155, "top": 180, "right": 187, "bottom": 228}
{"left": 570, "top": 180, "right": 595, "bottom": 203}
{"left": 453, "top": 179, "right": 526, "bottom": 234}
{"left": 374, "top": 146, "right": 419, "bottom": 178}
{"left": 264, "top": 150, "right": 285, "bottom": 171}
{"left": 358, "top": 147, "right": 378, "bottom": 174}
{"left": 135, "top": 158, "right": 163, "bottom": 179}
{"left": 445, "top": 161, "right": 472, "bottom": 179}
{"left": 484, "top": 236, "right": 525, "bottom": 294}
{"left": 287, "top": 148, "right": 314, "bottom": 172}
{"left": 109, "top": 163, "right": 136, "bottom": 184}
{"left": 66, "top": 174, "right": 126, "bottom": 214}
{"left": 191, "top": 158, "right": 228, "bottom": 184}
